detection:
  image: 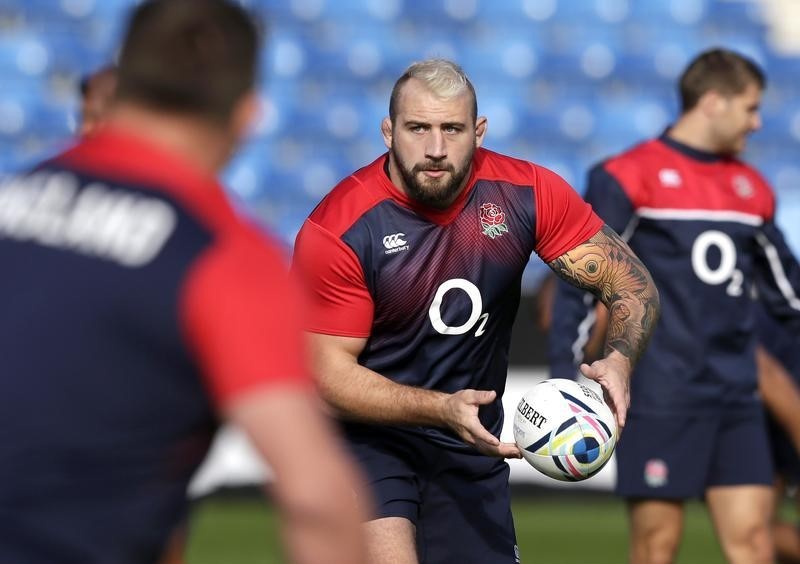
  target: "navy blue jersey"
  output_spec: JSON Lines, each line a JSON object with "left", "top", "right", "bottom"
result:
{"left": 549, "top": 134, "right": 800, "bottom": 414}
{"left": 294, "top": 148, "right": 602, "bottom": 449}
{"left": 756, "top": 304, "right": 800, "bottom": 378}
{"left": 0, "top": 128, "right": 310, "bottom": 563}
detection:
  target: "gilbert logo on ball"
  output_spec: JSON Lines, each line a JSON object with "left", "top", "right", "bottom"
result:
{"left": 513, "top": 378, "right": 617, "bottom": 481}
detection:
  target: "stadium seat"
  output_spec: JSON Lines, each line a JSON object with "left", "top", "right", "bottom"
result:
{"left": 3, "top": 0, "right": 800, "bottom": 283}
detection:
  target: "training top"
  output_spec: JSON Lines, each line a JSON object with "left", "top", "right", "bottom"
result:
{"left": 0, "top": 128, "right": 310, "bottom": 563}
{"left": 549, "top": 133, "right": 800, "bottom": 414}
{"left": 756, "top": 303, "right": 800, "bottom": 381}
{"left": 293, "top": 147, "right": 602, "bottom": 449}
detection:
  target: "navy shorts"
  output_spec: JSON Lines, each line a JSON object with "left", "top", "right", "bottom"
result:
{"left": 616, "top": 409, "right": 773, "bottom": 499}
{"left": 767, "top": 411, "right": 800, "bottom": 485}
{"left": 343, "top": 424, "right": 519, "bottom": 564}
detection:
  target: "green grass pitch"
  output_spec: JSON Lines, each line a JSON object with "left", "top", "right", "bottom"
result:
{"left": 186, "top": 491, "right": 731, "bottom": 563}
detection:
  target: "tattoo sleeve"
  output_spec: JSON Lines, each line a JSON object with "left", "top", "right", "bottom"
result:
{"left": 548, "top": 225, "right": 660, "bottom": 366}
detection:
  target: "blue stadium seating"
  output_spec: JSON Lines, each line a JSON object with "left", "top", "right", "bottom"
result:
{"left": 1, "top": 0, "right": 799, "bottom": 283}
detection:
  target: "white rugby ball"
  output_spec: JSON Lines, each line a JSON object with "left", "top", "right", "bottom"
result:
{"left": 512, "top": 378, "right": 617, "bottom": 481}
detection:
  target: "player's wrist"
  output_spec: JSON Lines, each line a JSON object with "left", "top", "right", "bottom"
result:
{"left": 427, "top": 389, "right": 456, "bottom": 428}
{"left": 604, "top": 350, "right": 632, "bottom": 374}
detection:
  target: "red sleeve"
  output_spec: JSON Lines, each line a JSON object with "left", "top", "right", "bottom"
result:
{"left": 750, "top": 167, "right": 776, "bottom": 221}
{"left": 180, "top": 233, "right": 313, "bottom": 407}
{"left": 532, "top": 165, "right": 604, "bottom": 263}
{"left": 292, "top": 219, "right": 374, "bottom": 337}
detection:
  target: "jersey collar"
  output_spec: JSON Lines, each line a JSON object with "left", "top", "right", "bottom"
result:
{"left": 55, "top": 125, "right": 227, "bottom": 201}
{"left": 659, "top": 129, "right": 724, "bottom": 163}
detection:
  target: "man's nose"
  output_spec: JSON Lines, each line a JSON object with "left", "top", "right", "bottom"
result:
{"left": 425, "top": 129, "right": 447, "bottom": 159}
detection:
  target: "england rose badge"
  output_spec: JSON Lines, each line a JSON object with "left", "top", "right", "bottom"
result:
{"left": 479, "top": 202, "right": 509, "bottom": 239}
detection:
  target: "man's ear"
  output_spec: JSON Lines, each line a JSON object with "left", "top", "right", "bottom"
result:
{"left": 381, "top": 116, "right": 393, "bottom": 150}
{"left": 697, "top": 90, "right": 725, "bottom": 118}
{"left": 232, "top": 90, "right": 260, "bottom": 140}
{"left": 475, "top": 116, "right": 488, "bottom": 148}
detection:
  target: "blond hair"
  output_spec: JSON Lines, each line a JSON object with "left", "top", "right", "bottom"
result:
{"left": 389, "top": 58, "right": 477, "bottom": 123}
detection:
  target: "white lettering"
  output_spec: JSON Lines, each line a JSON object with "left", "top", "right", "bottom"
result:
{"left": 0, "top": 172, "right": 177, "bottom": 267}
{"left": 428, "top": 278, "right": 489, "bottom": 336}
{"left": 691, "top": 230, "right": 743, "bottom": 296}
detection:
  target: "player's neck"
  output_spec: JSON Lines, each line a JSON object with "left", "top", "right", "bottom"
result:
{"left": 667, "top": 116, "right": 720, "bottom": 155}
{"left": 107, "top": 104, "right": 234, "bottom": 177}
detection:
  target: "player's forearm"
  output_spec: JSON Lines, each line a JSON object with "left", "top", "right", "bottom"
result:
{"left": 550, "top": 225, "right": 660, "bottom": 369}
{"left": 310, "top": 333, "right": 453, "bottom": 427}
{"left": 758, "top": 348, "right": 800, "bottom": 452}
{"left": 603, "top": 284, "right": 659, "bottom": 367}
{"left": 318, "top": 362, "right": 451, "bottom": 427}
{"left": 276, "top": 456, "right": 368, "bottom": 564}
{"left": 226, "top": 388, "right": 369, "bottom": 563}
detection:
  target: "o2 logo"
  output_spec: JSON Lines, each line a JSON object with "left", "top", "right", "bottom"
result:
{"left": 428, "top": 278, "right": 489, "bottom": 337}
{"left": 691, "top": 230, "right": 743, "bottom": 296}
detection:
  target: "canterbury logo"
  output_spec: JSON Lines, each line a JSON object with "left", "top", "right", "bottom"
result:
{"left": 382, "top": 233, "right": 407, "bottom": 249}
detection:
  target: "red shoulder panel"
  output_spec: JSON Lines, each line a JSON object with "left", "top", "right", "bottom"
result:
{"left": 531, "top": 164, "right": 604, "bottom": 263}
{"left": 604, "top": 139, "right": 775, "bottom": 219}
{"left": 292, "top": 219, "right": 374, "bottom": 337}
{"left": 180, "top": 227, "right": 313, "bottom": 406}
{"left": 309, "top": 155, "right": 390, "bottom": 237}
{"left": 474, "top": 149, "right": 602, "bottom": 262}
{"left": 56, "top": 127, "right": 230, "bottom": 226}
{"left": 472, "top": 147, "right": 541, "bottom": 185}
{"left": 603, "top": 139, "right": 661, "bottom": 208}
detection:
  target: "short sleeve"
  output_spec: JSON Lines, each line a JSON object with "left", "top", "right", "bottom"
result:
{"left": 292, "top": 219, "right": 374, "bottom": 337}
{"left": 180, "top": 234, "right": 312, "bottom": 407}
{"left": 532, "top": 165, "right": 604, "bottom": 263}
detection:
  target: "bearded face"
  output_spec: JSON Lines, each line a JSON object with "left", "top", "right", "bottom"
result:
{"left": 390, "top": 143, "right": 474, "bottom": 209}
{"left": 382, "top": 78, "right": 486, "bottom": 210}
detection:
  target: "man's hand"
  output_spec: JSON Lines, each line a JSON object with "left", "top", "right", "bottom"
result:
{"left": 442, "top": 389, "right": 522, "bottom": 459}
{"left": 580, "top": 351, "right": 631, "bottom": 431}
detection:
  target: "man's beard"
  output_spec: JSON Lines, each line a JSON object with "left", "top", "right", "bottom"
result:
{"left": 392, "top": 145, "right": 473, "bottom": 209}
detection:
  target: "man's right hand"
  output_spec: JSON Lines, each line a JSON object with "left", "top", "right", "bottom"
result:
{"left": 442, "top": 389, "right": 522, "bottom": 459}
{"left": 580, "top": 350, "right": 631, "bottom": 431}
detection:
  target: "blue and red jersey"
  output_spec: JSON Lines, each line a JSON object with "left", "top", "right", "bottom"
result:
{"left": 756, "top": 304, "right": 800, "bottom": 381}
{"left": 549, "top": 133, "right": 800, "bottom": 414}
{"left": 293, "top": 147, "right": 602, "bottom": 449}
{"left": 0, "top": 128, "right": 310, "bottom": 563}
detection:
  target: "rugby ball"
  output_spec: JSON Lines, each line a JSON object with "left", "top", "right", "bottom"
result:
{"left": 513, "top": 378, "right": 617, "bottom": 481}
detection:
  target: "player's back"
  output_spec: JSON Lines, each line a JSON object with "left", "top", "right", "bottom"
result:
{"left": 0, "top": 129, "right": 240, "bottom": 562}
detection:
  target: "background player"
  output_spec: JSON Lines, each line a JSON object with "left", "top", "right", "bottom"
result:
{"left": 549, "top": 278, "right": 800, "bottom": 562}
{"left": 0, "top": 1, "right": 367, "bottom": 562}
{"left": 549, "top": 47, "right": 800, "bottom": 564}
{"left": 77, "top": 65, "right": 117, "bottom": 137}
{"left": 535, "top": 272, "right": 608, "bottom": 373}
{"left": 293, "top": 58, "right": 660, "bottom": 563}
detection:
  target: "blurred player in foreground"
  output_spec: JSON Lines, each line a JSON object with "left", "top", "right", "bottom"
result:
{"left": 78, "top": 61, "right": 190, "bottom": 564}
{"left": 0, "top": 1, "right": 367, "bottom": 562}
{"left": 78, "top": 65, "right": 117, "bottom": 137}
{"left": 550, "top": 48, "right": 800, "bottom": 564}
{"left": 293, "top": 58, "right": 660, "bottom": 563}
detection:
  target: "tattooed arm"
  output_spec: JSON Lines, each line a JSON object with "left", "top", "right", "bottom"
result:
{"left": 548, "top": 225, "right": 660, "bottom": 428}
